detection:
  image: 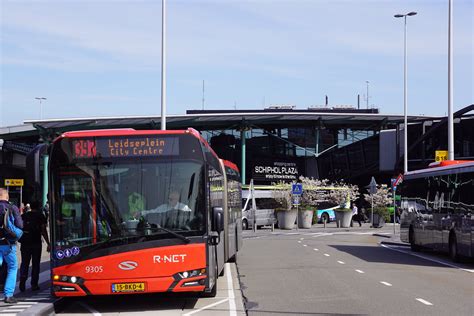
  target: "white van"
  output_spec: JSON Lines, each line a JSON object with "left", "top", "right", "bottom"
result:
{"left": 241, "top": 190, "right": 278, "bottom": 230}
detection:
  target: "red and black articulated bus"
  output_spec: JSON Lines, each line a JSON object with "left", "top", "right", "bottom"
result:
{"left": 399, "top": 160, "right": 474, "bottom": 262}
{"left": 32, "top": 128, "right": 242, "bottom": 297}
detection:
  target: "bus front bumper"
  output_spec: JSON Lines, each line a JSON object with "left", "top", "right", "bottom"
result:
{"left": 53, "top": 275, "right": 207, "bottom": 297}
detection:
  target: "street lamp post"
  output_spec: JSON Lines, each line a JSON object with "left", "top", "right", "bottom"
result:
{"left": 394, "top": 11, "right": 417, "bottom": 174}
{"left": 160, "top": 0, "right": 167, "bottom": 130}
{"left": 35, "top": 97, "right": 47, "bottom": 120}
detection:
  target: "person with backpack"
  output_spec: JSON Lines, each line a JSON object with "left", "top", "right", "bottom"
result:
{"left": 19, "top": 200, "right": 50, "bottom": 292}
{"left": 0, "top": 187, "right": 23, "bottom": 304}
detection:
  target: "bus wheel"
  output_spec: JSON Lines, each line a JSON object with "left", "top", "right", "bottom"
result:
{"left": 409, "top": 227, "right": 421, "bottom": 252}
{"left": 320, "top": 212, "right": 329, "bottom": 224}
{"left": 242, "top": 219, "right": 248, "bottom": 231}
{"left": 449, "top": 233, "right": 460, "bottom": 263}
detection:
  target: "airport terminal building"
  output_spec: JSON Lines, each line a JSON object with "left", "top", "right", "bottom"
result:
{"left": 1, "top": 104, "right": 473, "bottom": 204}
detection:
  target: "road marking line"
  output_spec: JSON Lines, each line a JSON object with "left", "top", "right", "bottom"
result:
{"left": 303, "top": 244, "right": 307, "bottom": 247}
{"left": 183, "top": 298, "right": 229, "bottom": 316}
{"left": 381, "top": 244, "right": 474, "bottom": 273}
{"left": 78, "top": 302, "right": 102, "bottom": 316}
{"left": 297, "top": 241, "right": 301, "bottom": 243}
{"left": 416, "top": 298, "right": 433, "bottom": 306}
{"left": 12, "top": 305, "right": 33, "bottom": 308}
{"left": 300, "top": 238, "right": 304, "bottom": 240}
{"left": 0, "top": 313, "right": 17, "bottom": 316}
{"left": 380, "top": 281, "right": 392, "bottom": 287}
{"left": 324, "top": 253, "right": 330, "bottom": 257}
{"left": 355, "top": 269, "right": 365, "bottom": 274}
{"left": 313, "top": 248, "right": 319, "bottom": 251}
{"left": 225, "top": 263, "right": 237, "bottom": 316}
{"left": 337, "top": 261, "right": 345, "bottom": 264}
{"left": 286, "top": 233, "right": 299, "bottom": 235}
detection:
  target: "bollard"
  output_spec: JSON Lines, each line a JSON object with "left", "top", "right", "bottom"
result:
{"left": 271, "top": 222, "right": 274, "bottom": 232}
{"left": 323, "top": 217, "right": 326, "bottom": 229}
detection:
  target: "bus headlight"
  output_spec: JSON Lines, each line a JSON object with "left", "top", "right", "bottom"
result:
{"left": 53, "top": 275, "right": 82, "bottom": 284}
{"left": 176, "top": 268, "right": 206, "bottom": 280}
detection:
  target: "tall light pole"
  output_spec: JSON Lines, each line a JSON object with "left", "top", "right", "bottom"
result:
{"left": 366, "top": 81, "right": 369, "bottom": 109}
{"left": 161, "top": 0, "right": 167, "bottom": 130}
{"left": 35, "top": 97, "right": 47, "bottom": 120}
{"left": 394, "top": 11, "right": 417, "bottom": 174}
{"left": 448, "top": 0, "right": 454, "bottom": 160}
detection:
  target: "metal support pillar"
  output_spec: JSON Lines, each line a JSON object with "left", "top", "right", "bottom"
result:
{"left": 241, "top": 130, "right": 246, "bottom": 185}
{"left": 42, "top": 155, "right": 49, "bottom": 207}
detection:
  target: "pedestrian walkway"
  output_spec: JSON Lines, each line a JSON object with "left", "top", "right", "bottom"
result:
{"left": 0, "top": 244, "right": 52, "bottom": 315}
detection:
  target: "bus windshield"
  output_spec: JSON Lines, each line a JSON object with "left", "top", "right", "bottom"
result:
{"left": 52, "top": 159, "right": 205, "bottom": 253}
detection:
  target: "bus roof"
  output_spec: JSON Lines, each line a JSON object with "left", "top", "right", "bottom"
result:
{"left": 222, "top": 160, "right": 239, "bottom": 173}
{"left": 405, "top": 160, "right": 474, "bottom": 179}
{"left": 55, "top": 128, "right": 220, "bottom": 161}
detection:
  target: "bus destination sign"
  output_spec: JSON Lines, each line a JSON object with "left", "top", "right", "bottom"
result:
{"left": 72, "top": 136, "right": 179, "bottom": 159}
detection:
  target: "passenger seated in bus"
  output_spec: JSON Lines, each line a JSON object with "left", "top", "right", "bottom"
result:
{"left": 141, "top": 190, "right": 191, "bottom": 229}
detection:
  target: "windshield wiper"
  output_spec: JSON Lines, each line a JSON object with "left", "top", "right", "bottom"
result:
{"left": 147, "top": 226, "right": 190, "bottom": 244}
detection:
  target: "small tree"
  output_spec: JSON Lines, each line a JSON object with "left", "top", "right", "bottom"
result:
{"left": 271, "top": 181, "right": 292, "bottom": 211}
{"left": 364, "top": 184, "right": 393, "bottom": 221}
{"left": 299, "top": 176, "right": 330, "bottom": 208}
{"left": 329, "top": 182, "right": 360, "bottom": 209}
{"left": 363, "top": 184, "right": 393, "bottom": 207}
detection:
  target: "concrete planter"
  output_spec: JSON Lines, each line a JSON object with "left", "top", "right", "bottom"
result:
{"left": 276, "top": 209, "right": 297, "bottom": 230}
{"left": 298, "top": 210, "right": 313, "bottom": 229}
{"left": 372, "top": 213, "right": 385, "bottom": 228}
{"left": 334, "top": 210, "right": 352, "bottom": 228}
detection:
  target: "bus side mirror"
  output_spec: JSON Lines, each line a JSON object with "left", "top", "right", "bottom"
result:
{"left": 212, "top": 207, "right": 224, "bottom": 233}
{"left": 26, "top": 144, "right": 49, "bottom": 193}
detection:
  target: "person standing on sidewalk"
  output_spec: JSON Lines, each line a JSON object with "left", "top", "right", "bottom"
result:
{"left": 19, "top": 200, "right": 50, "bottom": 292}
{"left": 352, "top": 204, "right": 362, "bottom": 227}
{"left": 0, "top": 187, "right": 23, "bottom": 304}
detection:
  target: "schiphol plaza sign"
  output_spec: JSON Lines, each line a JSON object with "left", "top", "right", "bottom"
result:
{"left": 252, "top": 159, "right": 302, "bottom": 183}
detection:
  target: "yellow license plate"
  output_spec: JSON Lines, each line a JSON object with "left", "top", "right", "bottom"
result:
{"left": 112, "top": 282, "right": 145, "bottom": 293}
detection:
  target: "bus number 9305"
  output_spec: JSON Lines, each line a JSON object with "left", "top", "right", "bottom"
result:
{"left": 85, "top": 266, "right": 103, "bottom": 273}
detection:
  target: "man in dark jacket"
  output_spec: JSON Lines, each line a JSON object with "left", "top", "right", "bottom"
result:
{"left": 0, "top": 187, "right": 23, "bottom": 304}
{"left": 19, "top": 200, "right": 50, "bottom": 292}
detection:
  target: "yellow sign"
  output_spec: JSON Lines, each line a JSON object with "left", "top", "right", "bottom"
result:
{"left": 435, "top": 150, "right": 448, "bottom": 162}
{"left": 4, "top": 179, "right": 24, "bottom": 186}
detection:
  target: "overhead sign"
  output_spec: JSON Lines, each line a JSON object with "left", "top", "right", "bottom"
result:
{"left": 4, "top": 179, "right": 24, "bottom": 187}
{"left": 292, "top": 183, "right": 303, "bottom": 195}
{"left": 435, "top": 150, "right": 448, "bottom": 162}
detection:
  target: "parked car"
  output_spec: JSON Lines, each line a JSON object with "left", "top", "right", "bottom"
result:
{"left": 317, "top": 208, "right": 336, "bottom": 223}
{"left": 242, "top": 190, "right": 277, "bottom": 230}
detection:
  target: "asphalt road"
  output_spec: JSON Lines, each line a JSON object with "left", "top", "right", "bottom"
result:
{"left": 238, "top": 225, "right": 474, "bottom": 316}
{"left": 2, "top": 224, "right": 473, "bottom": 315}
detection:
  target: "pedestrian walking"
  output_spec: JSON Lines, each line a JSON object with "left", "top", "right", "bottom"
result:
{"left": 19, "top": 200, "right": 50, "bottom": 292}
{"left": 353, "top": 204, "right": 361, "bottom": 227}
{"left": 0, "top": 187, "right": 24, "bottom": 304}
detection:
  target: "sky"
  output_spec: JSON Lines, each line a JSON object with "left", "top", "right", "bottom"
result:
{"left": 0, "top": 0, "right": 473, "bottom": 127}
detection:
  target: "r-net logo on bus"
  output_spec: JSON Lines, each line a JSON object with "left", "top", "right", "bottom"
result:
{"left": 153, "top": 254, "right": 187, "bottom": 264}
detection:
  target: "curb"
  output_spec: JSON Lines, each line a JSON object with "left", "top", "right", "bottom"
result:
{"left": 372, "top": 233, "right": 391, "bottom": 238}
{"left": 380, "top": 240, "right": 410, "bottom": 247}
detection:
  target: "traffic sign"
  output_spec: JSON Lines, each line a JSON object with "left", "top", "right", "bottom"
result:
{"left": 292, "top": 183, "right": 303, "bottom": 195}
{"left": 435, "top": 150, "right": 448, "bottom": 162}
{"left": 367, "top": 177, "right": 377, "bottom": 195}
{"left": 4, "top": 179, "right": 24, "bottom": 187}
{"left": 292, "top": 195, "right": 300, "bottom": 206}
